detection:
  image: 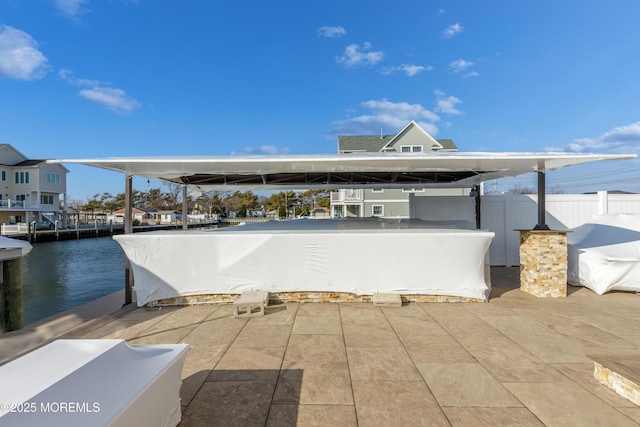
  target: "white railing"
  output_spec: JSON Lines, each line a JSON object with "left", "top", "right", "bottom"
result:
{"left": 0, "top": 199, "right": 41, "bottom": 209}
{"left": 330, "top": 189, "right": 364, "bottom": 203}
{"left": 1, "top": 223, "right": 30, "bottom": 235}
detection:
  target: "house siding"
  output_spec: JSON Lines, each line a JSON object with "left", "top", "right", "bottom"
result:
{"left": 38, "top": 164, "right": 67, "bottom": 193}
{"left": 364, "top": 201, "right": 409, "bottom": 217}
{"left": 363, "top": 189, "right": 409, "bottom": 200}
{"left": 0, "top": 145, "right": 28, "bottom": 165}
{"left": 388, "top": 125, "right": 440, "bottom": 152}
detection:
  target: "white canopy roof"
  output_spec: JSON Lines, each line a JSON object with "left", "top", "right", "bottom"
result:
{"left": 50, "top": 152, "right": 635, "bottom": 190}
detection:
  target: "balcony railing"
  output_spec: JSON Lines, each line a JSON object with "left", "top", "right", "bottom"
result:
{"left": 0, "top": 200, "right": 47, "bottom": 210}
{"left": 330, "top": 189, "right": 364, "bottom": 203}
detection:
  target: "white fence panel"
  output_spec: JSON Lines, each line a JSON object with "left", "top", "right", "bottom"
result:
{"left": 409, "top": 195, "right": 475, "bottom": 229}
{"left": 412, "top": 192, "right": 640, "bottom": 267}
{"left": 608, "top": 194, "right": 640, "bottom": 214}
{"left": 481, "top": 198, "right": 507, "bottom": 265}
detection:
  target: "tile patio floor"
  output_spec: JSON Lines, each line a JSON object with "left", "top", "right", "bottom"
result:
{"left": 8, "top": 267, "right": 640, "bottom": 426}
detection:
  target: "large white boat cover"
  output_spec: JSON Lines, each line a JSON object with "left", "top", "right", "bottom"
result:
{"left": 567, "top": 214, "right": 640, "bottom": 294}
{"left": 114, "top": 218, "right": 495, "bottom": 305}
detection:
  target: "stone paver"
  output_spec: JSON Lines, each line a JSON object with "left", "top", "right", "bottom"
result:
{"left": 2, "top": 267, "right": 640, "bottom": 426}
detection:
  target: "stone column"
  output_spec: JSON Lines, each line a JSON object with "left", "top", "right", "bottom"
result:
{"left": 518, "top": 230, "right": 569, "bottom": 298}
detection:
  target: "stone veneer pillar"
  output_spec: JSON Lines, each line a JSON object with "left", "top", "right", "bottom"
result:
{"left": 518, "top": 230, "right": 569, "bottom": 298}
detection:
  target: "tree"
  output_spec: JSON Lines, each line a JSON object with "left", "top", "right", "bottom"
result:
{"left": 222, "top": 192, "right": 241, "bottom": 213}
{"left": 193, "top": 190, "right": 226, "bottom": 215}
{"left": 164, "top": 183, "right": 182, "bottom": 209}
{"left": 266, "top": 191, "right": 298, "bottom": 216}
{"left": 507, "top": 184, "right": 536, "bottom": 195}
{"left": 550, "top": 185, "right": 565, "bottom": 194}
{"left": 84, "top": 194, "right": 103, "bottom": 221}
{"left": 66, "top": 198, "right": 84, "bottom": 213}
{"left": 65, "top": 199, "right": 85, "bottom": 224}
{"left": 145, "top": 188, "right": 165, "bottom": 208}
{"left": 95, "top": 192, "right": 122, "bottom": 213}
{"left": 210, "top": 192, "right": 225, "bottom": 213}
{"left": 299, "top": 189, "right": 330, "bottom": 211}
{"left": 238, "top": 191, "right": 258, "bottom": 209}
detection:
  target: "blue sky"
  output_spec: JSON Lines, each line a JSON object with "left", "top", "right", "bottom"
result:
{"left": 1, "top": 0, "right": 639, "bottom": 201}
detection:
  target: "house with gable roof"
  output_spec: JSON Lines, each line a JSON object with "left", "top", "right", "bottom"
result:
{"left": 0, "top": 144, "right": 69, "bottom": 226}
{"left": 330, "top": 121, "right": 468, "bottom": 218}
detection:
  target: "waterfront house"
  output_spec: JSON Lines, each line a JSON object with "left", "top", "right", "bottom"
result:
{"left": 310, "top": 207, "right": 330, "bottom": 218}
{"left": 0, "top": 144, "right": 68, "bottom": 226}
{"left": 112, "top": 207, "right": 148, "bottom": 225}
{"left": 330, "top": 121, "right": 468, "bottom": 218}
{"left": 157, "top": 210, "right": 181, "bottom": 224}
{"left": 112, "top": 208, "right": 182, "bottom": 225}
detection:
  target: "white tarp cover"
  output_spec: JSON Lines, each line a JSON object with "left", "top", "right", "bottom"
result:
{"left": 0, "top": 339, "right": 189, "bottom": 427}
{"left": 567, "top": 214, "right": 640, "bottom": 294}
{"left": 114, "top": 218, "right": 495, "bottom": 305}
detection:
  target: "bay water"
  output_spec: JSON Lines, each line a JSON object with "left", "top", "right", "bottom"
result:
{"left": 21, "top": 237, "right": 125, "bottom": 325}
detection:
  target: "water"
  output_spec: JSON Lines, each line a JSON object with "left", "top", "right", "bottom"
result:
{"left": 21, "top": 238, "right": 125, "bottom": 325}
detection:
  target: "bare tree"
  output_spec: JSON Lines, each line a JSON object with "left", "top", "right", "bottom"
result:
{"left": 507, "top": 184, "right": 536, "bottom": 195}
{"left": 163, "top": 183, "right": 182, "bottom": 210}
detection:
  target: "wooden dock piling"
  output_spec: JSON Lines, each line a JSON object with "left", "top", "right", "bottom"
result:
{"left": 0, "top": 254, "right": 24, "bottom": 333}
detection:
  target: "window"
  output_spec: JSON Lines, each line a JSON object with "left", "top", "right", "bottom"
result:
{"left": 15, "top": 194, "right": 26, "bottom": 201}
{"left": 402, "top": 188, "right": 426, "bottom": 193}
{"left": 400, "top": 145, "right": 422, "bottom": 152}
{"left": 15, "top": 171, "right": 29, "bottom": 184}
{"left": 371, "top": 189, "right": 384, "bottom": 193}
{"left": 372, "top": 205, "right": 383, "bottom": 217}
{"left": 1, "top": 171, "right": 5, "bottom": 181}
{"left": 41, "top": 195, "right": 54, "bottom": 205}
{"left": 46, "top": 172, "right": 60, "bottom": 184}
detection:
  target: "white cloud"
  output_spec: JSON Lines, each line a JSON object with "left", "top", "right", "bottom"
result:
{"left": 549, "top": 122, "right": 640, "bottom": 153}
{"left": 79, "top": 86, "right": 141, "bottom": 114}
{"left": 0, "top": 25, "right": 49, "bottom": 80}
{"left": 336, "top": 42, "right": 384, "bottom": 68}
{"left": 231, "top": 146, "right": 289, "bottom": 155}
{"left": 318, "top": 26, "right": 346, "bottom": 38}
{"left": 76, "top": 77, "right": 107, "bottom": 86}
{"left": 54, "top": 0, "right": 90, "bottom": 21}
{"left": 60, "top": 68, "right": 137, "bottom": 113}
{"left": 331, "top": 99, "right": 440, "bottom": 136}
{"left": 463, "top": 71, "right": 479, "bottom": 78}
{"left": 58, "top": 68, "right": 107, "bottom": 86}
{"left": 449, "top": 58, "right": 474, "bottom": 73}
{"left": 381, "top": 64, "right": 432, "bottom": 77}
{"left": 58, "top": 68, "right": 73, "bottom": 81}
{"left": 434, "top": 91, "right": 463, "bottom": 115}
{"left": 441, "top": 23, "right": 463, "bottom": 39}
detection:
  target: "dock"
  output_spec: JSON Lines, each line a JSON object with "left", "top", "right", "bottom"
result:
{"left": 2, "top": 221, "right": 221, "bottom": 243}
